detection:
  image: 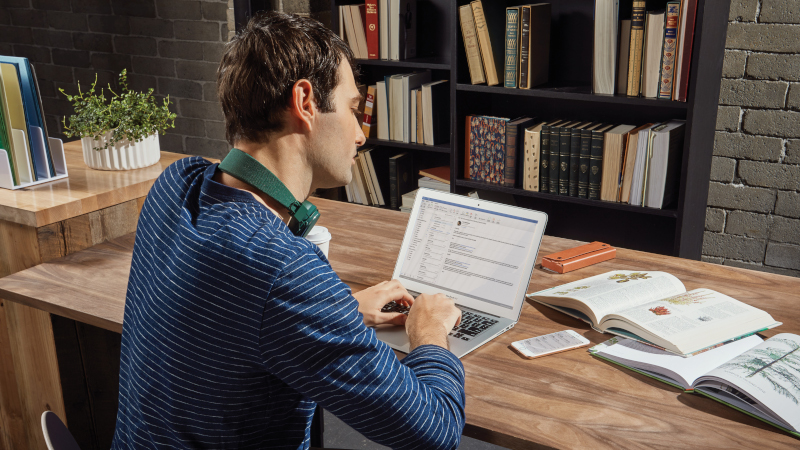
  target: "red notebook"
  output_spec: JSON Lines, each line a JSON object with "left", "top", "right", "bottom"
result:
{"left": 364, "top": 2, "right": 379, "bottom": 59}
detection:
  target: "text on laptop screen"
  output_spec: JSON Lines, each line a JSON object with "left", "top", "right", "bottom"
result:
{"left": 399, "top": 197, "right": 539, "bottom": 309}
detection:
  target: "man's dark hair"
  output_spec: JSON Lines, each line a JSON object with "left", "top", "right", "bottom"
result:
{"left": 217, "top": 11, "right": 359, "bottom": 144}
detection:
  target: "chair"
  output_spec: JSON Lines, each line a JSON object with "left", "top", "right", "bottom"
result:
{"left": 41, "top": 411, "right": 81, "bottom": 450}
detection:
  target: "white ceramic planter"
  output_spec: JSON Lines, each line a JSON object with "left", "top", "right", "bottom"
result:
{"left": 81, "top": 130, "right": 161, "bottom": 170}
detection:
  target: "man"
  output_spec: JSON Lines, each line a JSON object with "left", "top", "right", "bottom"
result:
{"left": 112, "top": 11, "right": 465, "bottom": 450}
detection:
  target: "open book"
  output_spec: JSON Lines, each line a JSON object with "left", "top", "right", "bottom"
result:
{"left": 527, "top": 270, "right": 781, "bottom": 355}
{"left": 590, "top": 334, "right": 800, "bottom": 438}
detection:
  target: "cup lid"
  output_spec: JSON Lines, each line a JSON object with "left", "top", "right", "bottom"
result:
{"left": 305, "top": 225, "right": 331, "bottom": 244}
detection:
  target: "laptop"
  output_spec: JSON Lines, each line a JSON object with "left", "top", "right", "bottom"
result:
{"left": 375, "top": 189, "right": 548, "bottom": 358}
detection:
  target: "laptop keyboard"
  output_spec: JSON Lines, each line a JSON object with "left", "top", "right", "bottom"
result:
{"left": 379, "top": 302, "right": 499, "bottom": 342}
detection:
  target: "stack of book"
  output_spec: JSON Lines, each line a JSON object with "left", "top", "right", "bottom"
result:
{"left": 593, "top": 0, "right": 698, "bottom": 101}
{"left": 362, "top": 71, "right": 449, "bottom": 146}
{"left": 465, "top": 115, "right": 685, "bottom": 209}
{"left": 458, "top": 0, "right": 551, "bottom": 88}
{"left": 338, "top": 0, "right": 416, "bottom": 61}
{"left": 0, "top": 56, "right": 67, "bottom": 189}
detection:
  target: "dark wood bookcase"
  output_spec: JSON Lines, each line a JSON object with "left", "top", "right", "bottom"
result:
{"left": 240, "top": 0, "right": 731, "bottom": 259}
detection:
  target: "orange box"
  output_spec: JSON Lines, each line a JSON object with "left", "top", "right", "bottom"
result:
{"left": 541, "top": 242, "right": 616, "bottom": 274}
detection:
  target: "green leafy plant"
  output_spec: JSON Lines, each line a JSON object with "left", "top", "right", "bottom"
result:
{"left": 60, "top": 69, "right": 177, "bottom": 151}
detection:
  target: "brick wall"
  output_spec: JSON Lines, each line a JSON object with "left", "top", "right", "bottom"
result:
{"left": 704, "top": 0, "right": 800, "bottom": 277}
{"left": 0, "top": 0, "right": 234, "bottom": 159}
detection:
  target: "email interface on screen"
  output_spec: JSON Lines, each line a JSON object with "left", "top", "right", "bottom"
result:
{"left": 399, "top": 197, "right": 539, "bottom": 310}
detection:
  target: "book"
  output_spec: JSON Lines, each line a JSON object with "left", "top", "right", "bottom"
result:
{"left": 658, "top": 2, "right": 680, "bottom": 99}
{"left": 376, "top": 80, "right": 389, "bottom": 140}
{"left": 518, "top": 5, "right": 531, "bottom": 90}
{"left": 645, "top": 119, "right": 685, "bottom": 208}
{"left": 504, "top": 116, "right": 537, "bottom": 187}
{"left": 344, "top": 180, "right": 353, "bottom": 202}
{"left": 471, "top": 0, "right": 501, "bottom": 86}
{"left": 342, "top": 6, "right": 362, "bottom": 59}
{"left": 351, "top": 158, "right": 370, "bottom": 205}
{"left": 0, "top": 66, "right": 19, "bottom": 185}
{"left": 569, "top": 123, "right": 593, "bottom": 197}
{"left": 365, "top": 0, "right": 379, "bottom": 59}
{"left": 616, "top": 19, "right": 632, "bottom": 94}
{"left": 418, "top": 176, "right": 449, "bottom": 191}
{"left": 459, "top": 4, "right": 486, "bottom": 85}
{"left": 504, "top": 7, "right": 520, "bottom": 88}
{"left": 525, "top": 3, "right": 551, "bottom": 88}
{"left": 466, "top": 115, "right": 508, "bottom": 183}
{"left": 339, "top": 5, "right": 345, "bottom": 41}
{"left": 410, "top": 88, "right": 417, "bottom": 143}
{"left": 619, "top": 123, "right": 653, "bottom": 203}
{"left": 389, "top": 152, "right": 413, "bottom": 209}
{"left": 362, "top": 85, "right": 377, "bottom": 138}
{"left": 401, "top": 71, "right": 431, "bottom": 143}
{"left": 379, "top": 0, "right": 390, "bottom": 59}
{"left": 590, "top": 333, "right": 800, "bottom": 437}
{"left": 641, "top": 10, "right": 665, "bottom": 98}
{"left": 527, "top": 269, "right": 782, "bottom": 356}
{"left": 421, "top": 80, "right": 448, "bottom": 145}
{"left": 626, "top": 0, "right": 646, "bottom": 96}
{"left": 593, "top": 0, "right": 620, "bottom": 95}
{"left": 673, "top": 0, "right": 698, "bottom": 101}
{"left": 628, "top": 123, "right": 657, "bottom": 206}
{"left": 415, "top": 89, "right": 423, "bottom": 143}
{"left": 401, "top": 188, "right": 418, "bottom": 208}
{"left": 522, "top": 122, "right": 544, "bottom": 191}
{"left": 0, "top": 63, "right": 34, "bottom": 183}
{"left": 539, "top": 120, "right": 563, "bottom": 193}
{"left": 365, "top": 147, "right": 395, "bottom": 205}
{"left": 558, "top": 121, "right": 580, "bottom": 195}
{"left": 579, "top": 123, "right": 604, "bottom": 198}
{"left": 357, "top": 149, "right": 378, "bottom": 205}
{"left": 549, "top": 120, "right": 573, "bottom": 194}
{"left": 600, "top": 124, "right": 636, "bottom": 202}
{"left": 588, "top": 124, "right": 616, "bottom": 200}
{"left": 419, "top": 166, "right": 449, "bottom": 184}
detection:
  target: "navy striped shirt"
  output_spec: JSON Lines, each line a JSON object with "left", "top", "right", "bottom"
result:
{"left": 112, "top": 157, "right": 466, "bottom": 449}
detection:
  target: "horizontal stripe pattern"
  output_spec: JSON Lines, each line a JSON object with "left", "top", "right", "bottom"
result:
{"left": 112, "top": 158, "right": 465, "bottom": 449}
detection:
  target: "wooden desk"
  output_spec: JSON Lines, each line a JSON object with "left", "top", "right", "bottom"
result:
{"left": 1, "top": 198, "right": 799, "bottom": 448}
{"left": 0, "top": 141, "right": 189, "bottom": 450}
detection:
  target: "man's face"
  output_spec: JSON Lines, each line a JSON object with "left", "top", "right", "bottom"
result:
{"left": 308, "top": 61, "right": 366, "bottom": 189}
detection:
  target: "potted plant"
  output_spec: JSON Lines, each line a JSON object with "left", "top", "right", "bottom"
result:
{"left": 60, "top": 69, "right": 177, "bottom": 170}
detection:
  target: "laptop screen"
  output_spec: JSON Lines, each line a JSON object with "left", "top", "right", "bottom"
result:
{"left": 398, "top": 196, "right": 540, "bottom": 311}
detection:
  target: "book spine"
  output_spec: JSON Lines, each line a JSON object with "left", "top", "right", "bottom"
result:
{"left": 658, "top": 2, "right": 680, "bottom": 99}
{"left": 485, "top": 118, "right": 506, "bottom": 183}
{"left": 548, "top": 125, "right": 560, "bottom": 193}
{"left": 504, "top": 8, "right": 519, "bottom": 88}
{"left": 589, "top": 130, "right": 605, "bottom": 200}
{"left": 389, "top": 157, "right": 398, "bottom": 209}
{"left": 568, "top": 127, "right": 582, "bottom": 196}
{"left": 362, "top": 87, "right": 376, "bottom": 137}
{"left": 579, "top": 129, "right": 592, "bottom": 198}
{"left": 524, "top": 129, "right": 540, "bottom": 191}
{"left": 674, "top": 0, "right": 698, "bottom": 101}
{"left": 459, "top": 5, "right": 486, "bottom": 85}
{"left": 518, "top": 6, "right": 531, "bottom": 89}
{"left": 465, "top": 115, "right": 473, "bottom": 179}
{"left": 627, "top": 0, "right": 646, "bottom": 96}
{"left": 472, "top": 1, "right": 499, "bottom": 86}
{"left": 504, "top": 121, "right": 518, "bottom": 187}
{"left": 365, "top": 0, "right": 379, "bottom": 59}
{"left": 539, "top": 125, "right": 549, "bottom": 193}
{"left": 558, "top": 126, "right": 571, "bottom": 195}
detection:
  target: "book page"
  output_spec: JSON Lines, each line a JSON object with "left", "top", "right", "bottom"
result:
{"left": 591, "top": 335, "right": 763, "bottom": 389}
{"left": 529, "top": 270, "right": 685, "bottom": 321}
{"left": 696, "top": 333, "right": 800, "bottom": 432}
{"left": 610, "top": 289, "right": 772, "bottom": 341}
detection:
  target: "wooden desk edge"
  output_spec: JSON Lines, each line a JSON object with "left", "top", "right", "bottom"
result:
{"left": 0, "top": 289, "right": 123, "bottom": 334}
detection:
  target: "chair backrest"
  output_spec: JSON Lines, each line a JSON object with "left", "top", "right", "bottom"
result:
{"left": 41, "top": 411, "right": 81, "bottom": 450}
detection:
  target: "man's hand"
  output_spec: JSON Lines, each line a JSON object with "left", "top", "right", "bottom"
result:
{"left": 353, "top": 280, "right": 414, "bottom": 327}
{"left": 406, "top": 293, "right": 461, "bottom": 351}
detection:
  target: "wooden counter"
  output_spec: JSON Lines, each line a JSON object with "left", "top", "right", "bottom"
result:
{"left": 0, "top": 140, "right": 191, "bottom": 450}
{"left": 1, "top": 198, "right": 799, "bottom": 448}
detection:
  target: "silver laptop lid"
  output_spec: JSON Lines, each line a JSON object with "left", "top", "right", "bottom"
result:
{"left": 391, "top": 189, "right": 547, "bottom": 321}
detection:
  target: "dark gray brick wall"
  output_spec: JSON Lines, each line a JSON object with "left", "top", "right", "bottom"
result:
{"left": 2, "top": 0, "right": 234, "bottom": 159}
{"left": 705, "top": 0, "right": 800, "bottom": 277}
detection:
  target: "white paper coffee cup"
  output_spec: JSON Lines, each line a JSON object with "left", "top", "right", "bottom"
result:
{"left": 305, "top": 225, "right": 332, "bottom": 258}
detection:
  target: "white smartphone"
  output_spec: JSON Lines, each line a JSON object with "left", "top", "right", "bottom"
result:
{"left": 511, "top": 330, "right": 591, "bottom": 359}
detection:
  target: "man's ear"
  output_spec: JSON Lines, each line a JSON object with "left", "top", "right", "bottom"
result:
{"left": 290, "top": 79, "right": 316, "bottom": 132}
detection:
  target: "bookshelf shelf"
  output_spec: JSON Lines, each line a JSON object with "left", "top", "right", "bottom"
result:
{"left": 455, "top": 179, "right": 679, "bottom": 218}
{"left": 355, "top": 57, "right": 451, "bottom": 70}
{"left": 364, "top": 139, "right": 451, "bottom": 153}
{"left": 313, "top": 0, "right": 730, "bottom": 258}
{"left": 455, "top": 84, "right": 690, "bottom": 109}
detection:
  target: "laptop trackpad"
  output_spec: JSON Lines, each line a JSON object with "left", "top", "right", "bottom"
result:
{"left": 375, "top": 324, "right": 410, "bottom": 353}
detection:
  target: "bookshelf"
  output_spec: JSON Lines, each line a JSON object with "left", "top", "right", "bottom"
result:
{"left": 263, "top": 0, "right": 730, "bottom": 258}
